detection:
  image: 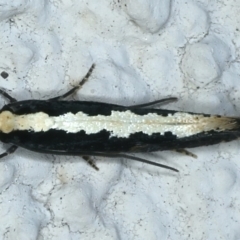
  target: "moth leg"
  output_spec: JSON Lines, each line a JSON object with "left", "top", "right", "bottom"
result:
{"left": 82, "top": 155, "right": 99, "bottom": 171}
{"left": 49, "top": 64, "right": 95, "bottom": 101}
{"left": 0, "top": 89, "right": 17, "bottom": 103}
{"left": 128, "top": 97, "right": 178, "bottom": 108}
{"left": 25, "top": 147, "right": 178, "bottom": 172}
{"left": 0, "top": 145, "right": 18, "bottom": 158}
{"left": 80, "top": 152, "right": 179, "bottom": 172}
{"left": 174, "top": 149, "right": 197, "bottom": 158}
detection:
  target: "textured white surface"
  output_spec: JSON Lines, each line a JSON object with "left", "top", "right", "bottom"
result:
{"left": 0, "top": 0, "right": 240, "bottom": 239}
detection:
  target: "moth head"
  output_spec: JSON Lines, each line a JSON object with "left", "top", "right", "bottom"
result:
{"left": 0, "top": 111, "right": 14, "bottom": 133}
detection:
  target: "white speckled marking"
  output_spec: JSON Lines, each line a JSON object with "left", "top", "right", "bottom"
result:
{"left": 0, "top": 110, "right": 238, "bottom": 138}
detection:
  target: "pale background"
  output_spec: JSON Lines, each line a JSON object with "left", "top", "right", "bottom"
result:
{"left": 0, "top": 1, "right": 240, "bottom": 239}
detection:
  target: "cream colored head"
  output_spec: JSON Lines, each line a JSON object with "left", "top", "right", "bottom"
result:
{"left": 0, "top": 111, "right": 15, "bottom": 133}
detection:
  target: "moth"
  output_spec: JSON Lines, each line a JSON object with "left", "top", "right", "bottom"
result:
{"left": 0, "top": 64, "right": 239, "bottom": 172}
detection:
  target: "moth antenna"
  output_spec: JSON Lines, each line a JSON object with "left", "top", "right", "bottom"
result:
{"left": 116, "top": 153, "right": 179, "bottom": 172}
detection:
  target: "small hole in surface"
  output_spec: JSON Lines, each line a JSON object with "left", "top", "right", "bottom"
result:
{"left": 1, "top": 71, "right": 9, "bottom": 79}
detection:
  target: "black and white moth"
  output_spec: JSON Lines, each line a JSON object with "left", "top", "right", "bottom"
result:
{"left": 0, "top": 64, "right": 240, "bottom": 172}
